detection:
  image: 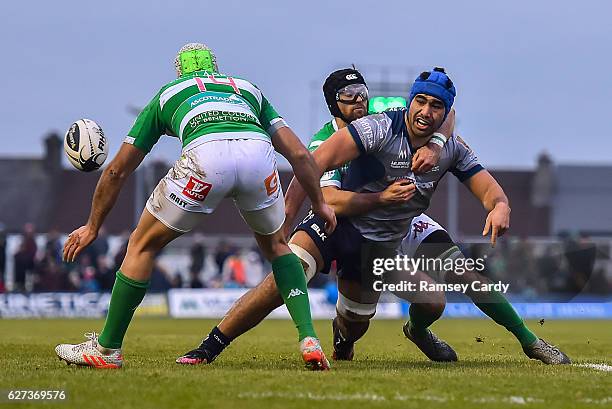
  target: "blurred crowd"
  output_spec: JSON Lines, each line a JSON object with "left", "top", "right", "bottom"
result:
{"left": 0, "top": 223, "right": 331, "bottom": 294}
{"left": 464, "top": 234, "right": 612, "bottom": 299}
{"left": 0, "top": 223, "right": 610, "bottom": 297}
{"left": 5, "top": 223, "right": 122, "bottom": 293}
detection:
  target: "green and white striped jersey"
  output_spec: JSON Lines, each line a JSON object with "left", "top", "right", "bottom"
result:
{"left": 125, "top": 71, "right": 285, "bottom": 153}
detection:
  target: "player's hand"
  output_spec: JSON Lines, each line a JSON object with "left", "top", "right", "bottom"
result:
{"left": 482, "top": 202, "right": 511, "bottom": 247}
{"left": 380, "top": 179, "right": 416, "bottom": 205}
{"left": 312, "top": 202, "right": 337, "bottom": 234}
{"left": 412, "top": 143, "right": 442, "bottom": 174}
{"left": 63, "top": 225, "right": 98, "bottom": 262}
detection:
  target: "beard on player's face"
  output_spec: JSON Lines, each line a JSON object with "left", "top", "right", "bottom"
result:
{"left": 338, "top": 99, "right": 368, "bottom": 122}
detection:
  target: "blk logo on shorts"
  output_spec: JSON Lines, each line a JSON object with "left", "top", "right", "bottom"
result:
{"left": 265, "top": 171, "right": 279, "bottom": 196}
{"left": 183, "top": 176, "right": 212, "bottom": 202}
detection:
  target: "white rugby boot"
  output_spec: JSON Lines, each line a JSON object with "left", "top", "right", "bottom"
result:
{"left": 55, "top": 332, "right": 123, "bottom": 369}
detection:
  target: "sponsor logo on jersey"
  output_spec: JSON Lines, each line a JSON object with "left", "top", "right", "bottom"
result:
{"left": 189, "top": 92, "right": 245, "bottom": 108}
{"left": 415, "top": 181, "right": 435, "bottom": 189}
{"left": 264, "top": 171, "right": 279, "bottom": 196}
{"left": 390, "top": 160, "right": 410, "bottom": 169}
{"left": 169, "top": 192, "right": 189, "bottom": 208}
{"left": 391, "top": 139, "right": 410, "bottom": 168}
{"left": 188, "top": 110, "right": 258, "bottom": 129}
{"left": 359, "top": 120, "right": 375, "bottom": 149}
{"left": 385, "top": 176, "right": 435, "bottom": 190}
{"left": 287, "top": 288, "right": 305, "bottom": 298}
{"left": 182, "top": 176, "right": 212, "bottom": 202}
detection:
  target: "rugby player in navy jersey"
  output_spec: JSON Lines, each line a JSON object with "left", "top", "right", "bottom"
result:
{"left": 177, "top": 67, "right": 570, "bottom": 366}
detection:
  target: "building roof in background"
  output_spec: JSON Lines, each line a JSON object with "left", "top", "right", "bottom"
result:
{"left": 1, "top": 139, "right": 609, "bottom": 237}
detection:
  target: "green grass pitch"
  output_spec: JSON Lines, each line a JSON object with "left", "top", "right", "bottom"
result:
{"left": 1, "top": 318, "right": 610, "bottom": 409}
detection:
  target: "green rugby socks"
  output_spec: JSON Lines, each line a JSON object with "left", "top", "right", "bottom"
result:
{"left": 407, "top": 289, "right": 537, "bottom": 347}
{"left": 472, "top": 290, "right": 537, "bottom": 347}
{"left": 272, "top": 253, "right": 317, "bottom": 341}
{"left": 98, "top": 271, "right": 149, "bottom": 349}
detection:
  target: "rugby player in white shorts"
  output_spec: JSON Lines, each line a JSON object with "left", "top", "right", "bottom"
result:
{"left": 55, "top": 43, "right": 336, "bottom": 370}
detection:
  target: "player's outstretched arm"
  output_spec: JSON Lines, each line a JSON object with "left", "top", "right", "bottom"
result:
{"left": 270, "top": 127, "right": 336, "bottom": 233}
{"left": 464, "top": 169, "right": 511, "bottom": 247}
{"left": 312, "top": 127, "right": 361, "bottom": 172}
{"left": 63, "top": 143, "right": 145, "bottom": 262}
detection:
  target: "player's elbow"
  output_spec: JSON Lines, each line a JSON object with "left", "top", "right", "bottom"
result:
{"left": 287, "top": 146, "right": 311, "bottom": 166}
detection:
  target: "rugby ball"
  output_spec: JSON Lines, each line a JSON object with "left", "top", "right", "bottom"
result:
{"left": 64, "top": 119, "right": 108, "bottom": 172}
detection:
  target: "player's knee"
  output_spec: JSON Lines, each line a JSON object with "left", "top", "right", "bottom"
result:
{"left": 335, "top": 302, "right": 372, "bottom": 343}
{"left": 258, "top": 233, "right": 289, "bottom": 261}
{"left": 127, "top": 228, "right": 166, "bottom": 256}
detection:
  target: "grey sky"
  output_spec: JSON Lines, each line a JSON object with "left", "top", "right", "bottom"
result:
{"left": 1, "top": 0, "right": 610, "bottom": 170}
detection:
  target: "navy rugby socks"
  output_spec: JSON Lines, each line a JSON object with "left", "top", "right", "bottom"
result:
{"left": 199, "top": 326, "right": 232, "bottom": 362}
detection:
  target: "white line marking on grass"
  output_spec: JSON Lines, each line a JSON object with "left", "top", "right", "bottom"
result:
{"left": 237, "top": 392, "right": 386, "bottom": 402}
{"left": 237, "top": 392, "right": 548, "bottom": 405}
{"left": 473, "top": 396, "right": 543, "bottom": 405}
{"left": 580, "top": 397, "right": 612, "bottom": 405}
{"left": 575, "top": 363, "right": 612, "bottom": 372}
{"left": 393, "top": 393, "right": 449, "bottom": 402}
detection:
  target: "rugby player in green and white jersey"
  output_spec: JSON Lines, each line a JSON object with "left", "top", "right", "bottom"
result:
{"left": 55, "top": 43, "right": 336, "bottom": 370}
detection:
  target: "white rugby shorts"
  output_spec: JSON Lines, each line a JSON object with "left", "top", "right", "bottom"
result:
{"left": 146, "top": 138, "right": 285, "bottom": 235}
{"left": 399, "top": 213, "right": 445, "bottom": 257}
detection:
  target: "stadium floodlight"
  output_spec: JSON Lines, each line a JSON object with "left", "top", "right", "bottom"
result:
{"left": 368, "top": 96, "right": 407, "bottom": 113}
